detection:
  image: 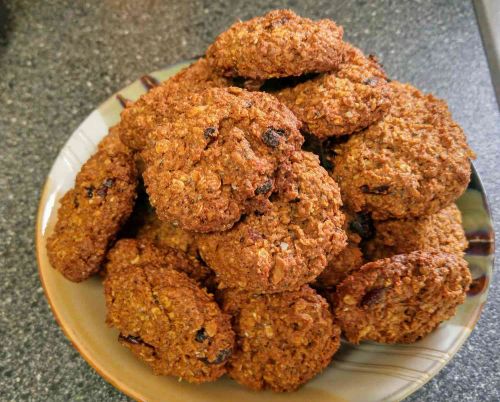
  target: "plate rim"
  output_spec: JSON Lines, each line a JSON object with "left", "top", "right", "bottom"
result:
{"left": 35, "top": 63, "right": 496, "bottom": 402}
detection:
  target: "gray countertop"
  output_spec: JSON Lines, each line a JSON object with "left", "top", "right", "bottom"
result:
{"left": 0, "top": 0, "right": 499, "bottom": 401}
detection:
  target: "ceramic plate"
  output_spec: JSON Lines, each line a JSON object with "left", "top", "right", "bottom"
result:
{"left": 36, "top": 61, "right": 495, "bottom": 402}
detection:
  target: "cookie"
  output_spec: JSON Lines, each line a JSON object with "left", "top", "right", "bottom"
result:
{"left": 109, "top": 238, "right": 212, "bottom": 285}
{"left": 274, "top": 44, "right": 391, "bottom": 139}
{"left": 98, "top": 124, "right": 135, "bottom": 156}
{"left": 335, "top": 250, "right": 471, "bottom": 344}
{"left": 315, "top": 211, "right": 366, "bottom": 288}
{"left": 119, "top": 58, "right": 231, "bottom": 151}
{"left": 137, "top": 209, "right": 198, "bottom": 258}
{"left": 206, "top": 9, "right": 345, "bottom": 79}
{"left": 46, "top": 130, "right": 137, "bottom": 282}
{"left": 220, "top": 286, "right": 340, "bottom": 391}
{"left": 364, "top": 204, "right": 468, "bottom": 261}
{"left": 316, "top": 243, "right": 364, "bottom": 289}
{"left": 135, "top": 210, "right": 218, "bottom": 291}
{"left": 197, "top": 151, "right": 346, "bottom": 293}
{"left": 332, "top": 81, "right": 475, "bottom": 220}
{"left": 142, "top": 87, "right": 303, "bottom": 233}
{"left": 104, "top": 239, "right": 234, "bottom": 383}
{"left": 335, "top": 43, "right": 388, "bottom": 85}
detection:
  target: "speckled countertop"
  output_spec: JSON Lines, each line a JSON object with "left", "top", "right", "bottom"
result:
{"left": 0, "top": 0, "right": 499, "bottom": 401}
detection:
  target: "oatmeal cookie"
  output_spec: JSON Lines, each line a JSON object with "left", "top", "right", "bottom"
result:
{"left": 220, "top": 286, "right": 340, "bottom": 391}
{"left": 98, "top": 124, "right": 134, "bottom": 156}
{"left": 119, "top": 58, "right": 231, "bottom": 151}
{"left": 364, "top": 204, "right": 468, "bottom": 260}
{"left": 137, "top": 210, "right": 198, "bottom": 257}
{"left": 197, "top": 151, "right": 346, "bottom": 293}
{"left": 315, "top": 211, "right": 366, "bottom": 288}
{"left": 108, "top": 238, "right": 211, "bottom": 285}
{"left": 206, "top": 9, "right": 345, "bottom": 79}
{"left": 332, "top": 81, "right": 475, "bottom": 220}
{"left": 336, "top": 43, "right": 388, "bottom": 85}
{"left": 104, "top": 239, "right": 234, "bottom": 383}
{"left": 135, "top": 211, "right": 217, "bottom": 290}
{"left": 142, "top": 87, "right": 303, "bottom": 233}
{"left": 274, "top": 45, "right": 391, "bottom": 139}
{"left": 335, "top": 250, "right": 471, "bottom": 344}
{"left": 46, "top": 133, "right": 137, "bottom": 282}
{"left": 316, "top": 243, "right": 364, "bottom": 289}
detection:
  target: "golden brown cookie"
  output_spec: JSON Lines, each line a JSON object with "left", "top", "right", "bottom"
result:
{"left": 142, "top": 87, "right": 303, "bottom": 233}
{"left": 335, "top": 250, "right": 471, "bottom": 344}
{"left": 206, "top": 9, "right": 345, "bottom": 79}
{"left": 220, "top": 286, "right": 340, "bottom": 391}
{"left": 135, "top": 211, "right": 218, "bottom": 291}
{"left": 332, "top": 81, "right": 475, "bottom": 220}
{"left": 336, "top": 43, "right": 388, "bottom": 85}
{"left": 197, "top": 151, "right": 346, "bottom": 293}
{"left": 364, "top": 204, "right": 468, "bottom": 260}
{"left": 315, "top": 211, "right": 366, "bottom": 288}
{"left": 46, "top": 131, "right": 137, "bottom": 282}
{"left": 137, "top": 210, "right": 198, "bottom": 258}
{"left": 109, "top": 239, "right": 211, "bottom": 285}
{"left": 119, "top": 58, "right": 231, "bottom": 151}
{"left": 98, "top": 124, "right": 135, "bottom": 156}
{"left": 104, "top": 239, "right": 234, "bottom": 383}
{"left": 316, "top": 243, "right": 364, "bottom": 289}
{"left": 274, "top": 44, "right": 391, "bottom": 139}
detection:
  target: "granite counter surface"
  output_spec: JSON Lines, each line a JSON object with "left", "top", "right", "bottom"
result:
{"left": 0, "top": 0, "right": 499, "bottom": 400}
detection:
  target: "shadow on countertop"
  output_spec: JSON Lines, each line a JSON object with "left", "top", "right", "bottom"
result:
{"left": 0, "top": 0, "right": 12, "bottom": 57}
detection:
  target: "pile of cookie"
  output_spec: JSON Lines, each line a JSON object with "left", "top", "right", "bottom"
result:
{"left": 46, "top": 10, "right": 475, "bottom": 392}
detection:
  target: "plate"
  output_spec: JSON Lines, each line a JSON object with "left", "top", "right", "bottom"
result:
{"left": 36, "top": 61, "right": 495, "bottom": 402}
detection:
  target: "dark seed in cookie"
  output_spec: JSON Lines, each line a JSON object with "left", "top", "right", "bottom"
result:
{"left": 103, "top": 178, "right": 115, "bottom": 188}
{"left": 85, "top": 186, "right": 94, "bottom": 198}
{"left": 119, "top": 334, "right": 146, "bottom": 346}
{"left": 360, "top": 184, "right": 390, "bottom": 195}
{"left": 96, "top": 186, "right": 108, "bottom": 197}
{"left": 262, "top": 128, "right": 283, "bottom": 148}
{"left": 200, "top": 348, "right": 232, "bottom": 365}
{"left": 204, "top": 127, "right": 217, "bottom": 139}
{"left": 254, "top": 180, "right": 273, "bottom": 195}
{"left": 361, "top": 287, "right": 387, "bottom": 307}
{"left": 363, "top": 77, "right": 379, "bottom": 86}
{"left": 195, "top": 328, "right": 209, "bottom": 343}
